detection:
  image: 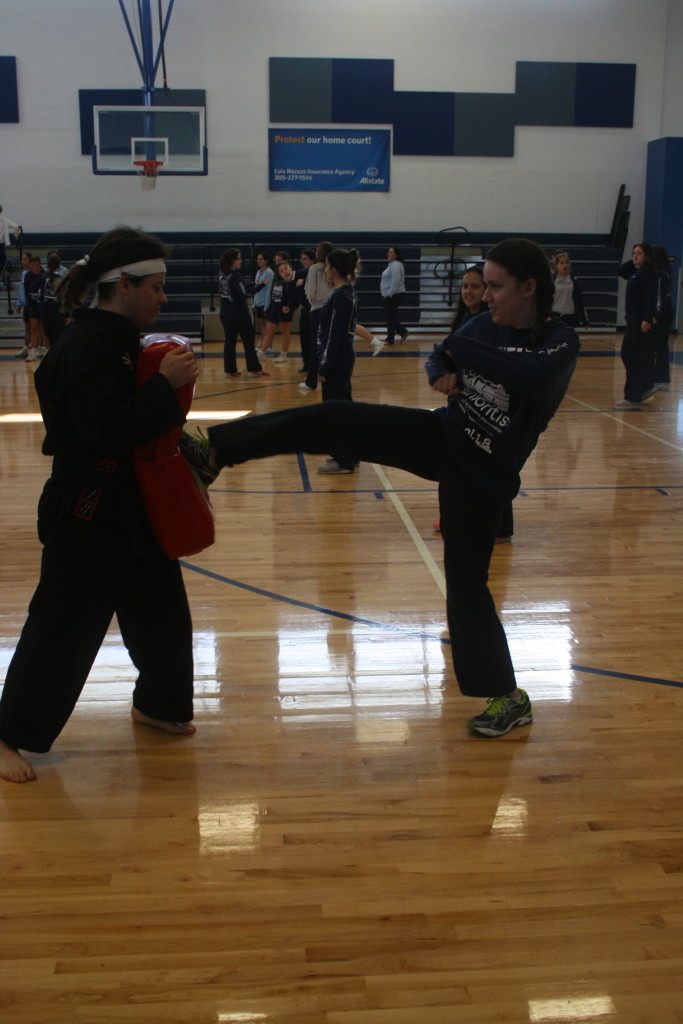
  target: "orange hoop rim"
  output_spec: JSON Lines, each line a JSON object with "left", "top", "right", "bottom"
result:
{"left": 133, "top": 159, "right": 163, "bottom": 173}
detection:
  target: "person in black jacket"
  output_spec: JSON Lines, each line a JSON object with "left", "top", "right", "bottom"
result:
{"left": 218, "top": 248, "right": 268, "bottom": 378}
{"left": 316, "top": 247, "right": 360, "bottom": 475}
{"left": 0, "top": 226, "right": 200, "bottom": 783}
{"left": 259, "top": 261, "right": 302, "bottom": 364}
{"left": 617, "top": 242, "right": 658, "bottom": 406}
{"left": 434, "top": 264, "right": 513, "bottom": 541}
{"left": 295, "top": 249, "right": 315, "bottom": 373}
{"left": 206, "top": 239, "right": 580, "bottom": 738}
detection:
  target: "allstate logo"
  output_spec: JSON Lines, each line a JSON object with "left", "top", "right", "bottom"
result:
{"left": 367, "top": 167, "right": 379, "bottom": 176}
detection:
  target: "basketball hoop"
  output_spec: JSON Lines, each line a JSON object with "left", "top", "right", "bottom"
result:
{"left": 133, "top": 159, "right": 163, "bottom": 191}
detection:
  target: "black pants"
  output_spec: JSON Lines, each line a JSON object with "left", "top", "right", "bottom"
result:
{"left": 652, "top": 315, "right": 673, "bottom": 385}
{"left": 41, "top": 308, "right": 67, "bottom": 348}
{"left": 621, "top": 323, "right": 655, "bottom": 402}
{"left": 383, "top": 293, "right": 406, "bottom": 344}
{"left": 221, "top": 312, "right": 262, "bottom": 374}
{"left": 299, "top": 306, "right": 312, "bottom": 371}
{"left": 304, "top": 309, "right": 322, "bottom": 390}
{"left": 0, "top": 517, "right": 194, "bottom": 752}
{"left": 321, "top": 368, "right": 355, "bottom": 470}
{"left": 209, "top": 401, "right": 517, "bottom": 699}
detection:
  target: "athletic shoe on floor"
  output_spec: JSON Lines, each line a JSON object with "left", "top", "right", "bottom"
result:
{"left": 467, "top": 690, "right": 533, "bottom": 737}
{"left": 274, "top": 352, "right": 288, "bottom": 363}
{"left": 317, "top": 459, "right": 353, "bottom": 475}
{"left": 225, "top": 371, "right": 241, "bottom": 378}
{"left": 298, "top": 381, "right": 315, "bottom": 391}
{"left": 248, "top": 370, "right": 270, "bottom": 378}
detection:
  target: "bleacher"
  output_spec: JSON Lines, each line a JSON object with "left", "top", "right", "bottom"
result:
{"left": 0, "top": 185, "right": 632, "bottom": 347}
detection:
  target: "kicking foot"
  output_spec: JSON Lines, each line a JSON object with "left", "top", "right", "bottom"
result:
{"left": 131, "top": 707, "right": 196, "bottom": 736}
{"left": 0, "top": 739, "right": 37, "bottom": 783}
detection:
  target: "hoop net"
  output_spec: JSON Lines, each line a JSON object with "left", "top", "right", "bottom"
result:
{"left": 133, "top": 159, "right": 163, "bottom": 191}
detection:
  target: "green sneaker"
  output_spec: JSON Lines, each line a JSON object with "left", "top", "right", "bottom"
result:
{"left": 467, "top": 690, "right": 533, "bottom": 737}
{"left": 178, "top": 428, "right": 220, "bottom": 490}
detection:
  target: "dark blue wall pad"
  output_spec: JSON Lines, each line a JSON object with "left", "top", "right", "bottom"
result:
{"left": 331, "top": 58, "right": 394, "bottom": 124}
{"left": 79, "top": 89, "right": 207, "bottom": 155}
{"left": 270, "top": 58, "right": 332, "bottom": 123}
{"left": 515, "top": 62, "right": 576, "bottom": 126}
{"left": 0, "top": 57, "right": 19, "bottom": 123}
{"left": 452, "top": 93, "right": 517, "bottom": 156}
{"left": 574, "top": 63, "right": 635, "bottom": 128}
{"left": 645, "top": 137, "right": 683, "bottom": 270}
{"left": 393, "top": 92, "right": 454, "bottom": 155}
{"left": 270, "top": 58, "right": 636, "bottom": 156}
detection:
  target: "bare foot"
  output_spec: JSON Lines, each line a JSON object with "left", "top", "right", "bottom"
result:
{"left": 0, "top": 739, "right": 38, "bottom": 783}
{"left": 130, "top": 707, "right": 196, "bottom": 736}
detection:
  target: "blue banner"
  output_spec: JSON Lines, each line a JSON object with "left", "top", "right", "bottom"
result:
{"left": 269, "top": 128, "right": 390, "bottom": 192}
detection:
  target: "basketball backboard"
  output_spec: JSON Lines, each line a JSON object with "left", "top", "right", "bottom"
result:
{"left": 92, "top": 105, "right": 207, "bottom": 175}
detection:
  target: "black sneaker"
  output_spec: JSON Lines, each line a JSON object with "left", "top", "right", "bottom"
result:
{"left": 178, "top": 429, "right": 221, "bottom": 489}
{"left": 467, "top": 690, "right": 532, "bottom": 737}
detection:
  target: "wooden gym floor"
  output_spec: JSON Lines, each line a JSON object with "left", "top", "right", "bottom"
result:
{"left": 1, "top": 331, "right": 682, "bottom": 1023}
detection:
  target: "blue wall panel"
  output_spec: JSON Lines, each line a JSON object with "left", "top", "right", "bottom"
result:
{"left": 270, "top": 58, "right": 332, "bottom": 123}
{"left": 331, "top": 58, "right": 393, "bottom": 124}
{"left": 574, "top": 63, "right": 635, "bottom": 128}
{"left": 452, "top": 93, "right": 516, "bottom": 156}
{"left": 392, "top": 91, "right": 454, "bottom": 155}
{"left": 0, "top": 57, "right": 19, "bottom": 123}
{"left": 269, "top": 58, "right": 636, "bottom": 157}
{"left": 645, "top": 137, "right": 683, "bottom": 289}
{"left": 515, "top": 61, "right": 576, "bottom": 126}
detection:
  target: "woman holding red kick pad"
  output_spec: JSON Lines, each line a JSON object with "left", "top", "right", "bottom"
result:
{"left": 0, "top": 226, "right": 199, "bottom": 784}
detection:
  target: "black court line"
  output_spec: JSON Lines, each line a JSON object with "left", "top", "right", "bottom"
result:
{"left": 180, "top": 561, "right": 683, "bottom": 691}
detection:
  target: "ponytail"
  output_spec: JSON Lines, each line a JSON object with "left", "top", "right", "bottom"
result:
{"left": 326, "top": 247, "right": 360, "bottom": 282}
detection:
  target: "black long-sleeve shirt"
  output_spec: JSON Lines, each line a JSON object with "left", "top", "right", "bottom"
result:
{"left": 317, "top": 284, "right": 357, "bottom": 378}
{"left": 425, "top": 312, "right": 579, "bottom": 499}
{"left": 218, "top": 269, "right": 251, "bottom": 320}
{"left": 34, "top": 308, "right": 185, "bottom": 532}
{"left": 618, "top": 260, "right": 657, "bottom": 325}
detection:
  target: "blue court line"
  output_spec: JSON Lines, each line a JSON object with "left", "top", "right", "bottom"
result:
{"left": 181, "top": 560, "right": 444, "bottom": 642}
{"left": 296, "top": 451, "right": 312, "bottom": 491}
{"left": 572, "top": 664, "right": 683, "bottom": 689}
{"left": 180, "top": 561, "right": 683, "bottom": 690}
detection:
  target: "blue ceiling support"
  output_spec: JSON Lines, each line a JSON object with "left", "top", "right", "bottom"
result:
{"left": 117, "top": 0, "right": 175, "bottom": 104}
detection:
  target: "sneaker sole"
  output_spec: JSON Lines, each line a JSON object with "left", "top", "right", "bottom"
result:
{"left": 467, "top": 713, "right": 533, "bottom": 737}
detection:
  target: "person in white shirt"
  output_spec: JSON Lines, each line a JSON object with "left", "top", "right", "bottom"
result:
{"left": 380, "top": 245, "right": 408, "bottom": 344}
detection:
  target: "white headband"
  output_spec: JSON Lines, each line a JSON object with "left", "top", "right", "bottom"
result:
{"left": 96, "top": 259, "right": 166, "bottom": 284}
